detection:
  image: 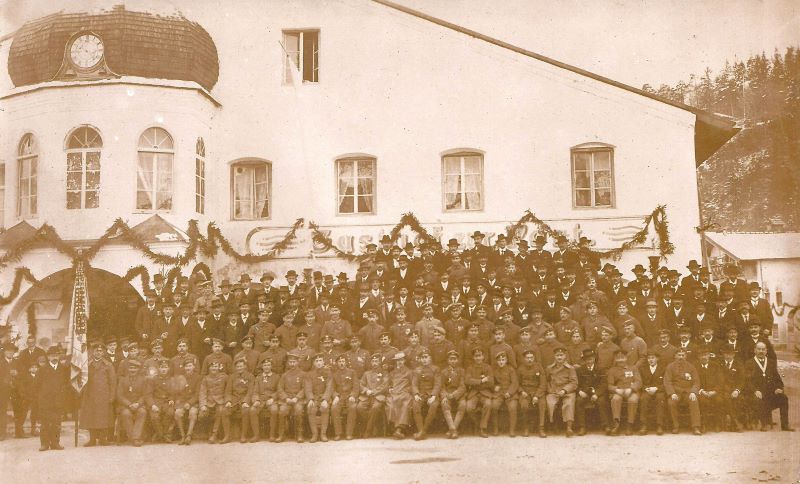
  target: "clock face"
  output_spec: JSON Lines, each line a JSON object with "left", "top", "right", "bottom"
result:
{"left": 69, "top": 34, "right": 104, "bottom": 69}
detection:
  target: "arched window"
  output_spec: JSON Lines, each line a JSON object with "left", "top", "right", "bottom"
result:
{"left": 571, "top": 143, "right": 615, "bottom": 208}
{"left": 231, "top": 160, "right": 270, "bottom": 220}
{"left": 137, "top": 127, "right": 174, "bottom": 211}
{"left": 195, "top": 138, "right": 206, "bottom": 214}
{"left": 66, "top": 126, "right": 102, "bottom": 209}
{"left": 336, "top": 156, "right": 376, "bottom": 214}
{"left": 442, "top": 151, "right": 483, "bottom": 211}
{"left": 17, "top": 134, "right": 38, "bottom": 218}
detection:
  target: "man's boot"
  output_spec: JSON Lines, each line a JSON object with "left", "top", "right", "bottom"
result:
{"left": 565, "top": 421, "right": 574, "bottom": 438}
{"left": 249, "top": 411, "right": 260, "bottom": 443}
{"left": 413, "top": 408, "right": 425, "bottom": 440}
{"left": 332, "top": 410, "right": 343, "bottom": 441}
{"left": 320, "top": 410, "right": 330, "bottom": 442}
{"left": 220, "top": 416, "right": 231, "bottom": 444}
{"left": 308, "top": 413, "right": 319, "bottom": 443}
{"left": 345, "top": 408, "right": 357, "bottom": 440}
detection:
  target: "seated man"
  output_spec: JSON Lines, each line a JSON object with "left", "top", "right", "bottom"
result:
{"left": 697, "top": 347, "right": 724, "bottom": 432}
{"left": 638, "top": 349, "right": 666, "bottom": 435}
{"left": 248, "top": 358, "right": 281, "bottom": 442}
{"left": 411, "top": 351, "right": 441, "bottom": 440}
{"left": 199, "top": 361, "right": 228, "bottom": 443}
{"left": 718, "top": 344, "right": 745, "bottom": 432}
{"left": 745, "top": 341, "right": 793, "bottom": 432}
{"left": 146, "top": 360, "right": 175, "bottom": 442}
{"left": 606, "top": 349, "right": 641, "bottom": 436}
{"left": 664, "top": 347, "right": 702, "bottom": 435}
{"left": 331, "top": 354, "right": 360, "bottom": 441}
{"left": 170, "top": 357, "right": 201, "bottom": 445}
{"left": 305, "top": 354, "right": 333, "bottom": 443}
{"left": 278, "top": 351, "right": 306, "bottom": 443}
{"left": 465, "top": 348, "right": 494, "bottom": 438}
{"left": 440, "top": 350, "right": 467, "bottom": 439}
{"left": 518, "top": 349, "right": 547, "bottom": 437}
{"left": 545, "top": 346, "right": 578, "bottom": 437}
{"left": 491, "top": 351, "right": 519, "bottom": 437}
{"left": 575, "top": 348, "right": 609, "bottom": 435}
{"left": 357, "top": 354, "right": 389, "bottom": 438}
{"left": 116, "top": 359, "right": 148, "bottom": 447}
{"left": 222, "top": 357, "right": 255, "bottom": 443}
{"left": 387, "top": 352, "right": 414, "bottom": 439}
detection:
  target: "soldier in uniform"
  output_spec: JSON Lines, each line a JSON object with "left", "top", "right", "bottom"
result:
{"left": 545, "top": 346, "right": 577, "bottom": 437}
{"left": 116, "top": 359, "right": 148, "bottom": 446}
{"left": 439, "top": 350, "right": 466, "bottom": 439}
{"left": 331, "top": 354, "right": 360, "bottom": 440}
{"left": 387, "top": 352, "right": 414, "bottom": 439}
{"left": 146, "top": 360, "right": 174, "bottom": 442}
{"left": 638, "top": 349, "right": 666, "bottom": 435}
{"left": 199, "top": 360, "right": 228, "bottom": 443}
{"left": 345, "top": 334, "right": 370, "bottom": 379}
{"left": 278, "top": 352, "right": 306, "bottom": 443}
{"left": 465, "top": 348, "right": 494, "bottom": 438}
{"left": 358, "top": 353, "right": 389, "bottom": 438}
{"left": 491, "top": 351, "right": 519, "bottom": 437}
{"left": 171, "top": 357, "right": 200, "bottom": 445}
{"left": 234, "top": 335, "right": 260, "bottom": 374}
{"left": 169, "top": 337, "right": 199, "bottom": 377}
{"left": 305, "top": 354, "right": 333, "bottom": 442}
{"left": 664, "top": 347, "right": 702, "bottom": 435}
{"left": 606, "top": 349, "right": 641, "bottom": 436}
{"left": 222, "top": 357, "right": 254, "bottom": 443}
{"left": 201, "top": 338, "right": 233, "bottom": 376}
{"left": 517, "top": 348, "right": 548, "bottom": 437}
{"left": 410, "top": 350, "right": 441, "bottom": 440}
{"left": 249, "top": 358, "right": 281, "bottom": 442}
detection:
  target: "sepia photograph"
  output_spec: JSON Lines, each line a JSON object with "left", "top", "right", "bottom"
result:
{"left": 0, "top": 0, "right": 798, "bottom": 482}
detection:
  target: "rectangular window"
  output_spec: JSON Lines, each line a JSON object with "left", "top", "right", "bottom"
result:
{"left": 0, "top": 163, "right": 5, "bottom": 228}
{"left": 136, "top": 152, "right": 173, "bottom": 210}
{"left": 195, "top": 157, "right": 205, "bottom": 214}
{"left": 572, "top": 147, "right": 614, "bottom": 208}
{"left": 232, "top": 163, "right": 270, "bottom": 220}
{"left": 283, "top": 30, "right": 319, "bottom": 83}
{"left": 17, "top": 157, "right": 37, "bottom": 218}
{"left": 443, "top": 153, "right": 483, "bottom": 211}
{"left": 337, "top": 158, "right": 376, "bottom": 215}
{"left": 66, "top": 150, "right": 100, "bottom": 209}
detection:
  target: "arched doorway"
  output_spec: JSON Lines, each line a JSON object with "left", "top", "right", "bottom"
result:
{"left": 9, "top": 267, "right": 143, "bottom": 347}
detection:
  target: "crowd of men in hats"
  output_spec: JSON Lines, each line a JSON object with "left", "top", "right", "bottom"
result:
{"left": 0, "top": 230, "right": 793, "bottom": 450}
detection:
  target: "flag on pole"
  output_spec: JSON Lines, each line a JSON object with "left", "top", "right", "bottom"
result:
{"left": 69, "top": 260, "right": 90, "bottom": 392}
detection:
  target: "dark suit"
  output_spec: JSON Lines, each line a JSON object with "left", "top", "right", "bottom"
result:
{"left": 0, "top": 356, "right": 16, "bottom": 439}
{"left": 744, "top": 356, "right": 790, "bottom": 428}
{"left": 639, "top": 363, "right": 666, "bottom": 428}
{"left": 575, "top": 363, "right": 609, "bottom": 429}
{"left": 719, "top": 358, "right": 746, "bottom": 425}
{"left": 36, "top": 362, "right": 70, "bottom": 449}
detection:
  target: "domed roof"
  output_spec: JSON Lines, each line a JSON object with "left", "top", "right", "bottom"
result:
{"left": 8, "top": 5, "right": 218, "bottom": 90}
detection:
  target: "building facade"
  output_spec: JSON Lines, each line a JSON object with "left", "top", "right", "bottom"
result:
{"left": 0, "top": 1, "right": 737, "bottom": 345}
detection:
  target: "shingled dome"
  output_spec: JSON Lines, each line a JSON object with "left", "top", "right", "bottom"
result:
{"left": 8, "top": 5, "right": 219, "bottom": 91}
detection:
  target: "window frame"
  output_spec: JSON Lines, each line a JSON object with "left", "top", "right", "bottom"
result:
{"left": 136, "top": 127, "right": 175, "bottom": 212}
{"left": 195, "top": 137, "right": 206, "bottom": 214}
{"left": 441, "top": 150, "right": 485, "bottom": 212}
{"left": 335, "top": 156, "right": 377, "bottom": 216}
{"left": 282, "top": 29, "right": 320, "bottom": 84}
{"left": 570, "top": 142, "right": 616, "bottom": 209}
{"left": 16, "top": 133, "right": 38, "bottom": 219}
{"left": 230, "top": 159, "right": 272, "bottom": 221}
{"left": 65, "top": 125, "right": 102, "bottom": 210}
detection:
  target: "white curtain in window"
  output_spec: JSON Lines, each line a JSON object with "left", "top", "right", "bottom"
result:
{"left": 356, "top": 161, "right": 374, "bottom": 213}
{"left": 234, "top": 166, "right": 253, "bottom": 218}
{"left": 255, "top": 165, "right": 269, "bottom": 218}
{"left": 137, "top": 153, "right": 155, "bottom": 209}
{"left": 338, "top": 161, "right": 355, "bottom": 213}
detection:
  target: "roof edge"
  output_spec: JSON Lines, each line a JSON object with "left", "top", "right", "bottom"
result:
{"left": 372, "top": 0, "right": 739, "bottom": 164}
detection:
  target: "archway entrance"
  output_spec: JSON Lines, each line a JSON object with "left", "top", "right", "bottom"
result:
{"left": 9, "top": 267, "right": 143, "bottom": 347}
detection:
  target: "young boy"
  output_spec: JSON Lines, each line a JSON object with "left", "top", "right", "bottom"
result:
{"left": 411, "top": 351, "right": 441, "bottom": 440}
{"left": 491, "top": 351, "right": 519, "bottom": 437}
{"left": 331, "top": 354, "right": 360, "bottom": 440}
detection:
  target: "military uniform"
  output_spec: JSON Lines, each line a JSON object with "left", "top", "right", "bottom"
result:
{"left": 278, "top": 361, "right": 307, "bottom": 442}
{"left": 440, "top": 357, "right": 467, "bottom": 438}
{"left": 465, "top": 359, "right": 494, "bottom": 436}
{"left": 249, "top": 369, "right": 281, "bottom": 442}
{"left": 358, "top": 362, "right": 389, "bottom": 438}
{"left": 331, "top": 365, "right": 360, "bottom": 440}
{"left": 411, "top": 362, "right": 441, "bottom": 439}
{"left": 517, "top": 358, "right": 547, "bottom": 436}
{"left": 545, "top": 359, "right": 578, "bottom": 432}
{"left": 222, "top": 366, "right": 254, "bottom": 443}
{"left": 664, "top": 357, "right": 701, "bottom": 432}
{"left": 146, "top": 366, "right": 174, "bottom": 442}
{"left": 387, "top": 359, "right": 414, "bottom": 434}
{"left": 305, "top": 365, "right": 333, "bottom": 442}
{"left": 170, "top": 368, "right": 201, "bottom": 444}
{"left": 116, "top": 363, "right": 149, "bottom": 446}
{"left": 607, "top": 361, "right": 642, "bottom": 432}
{"left": 198, "top": 368, "right": 228, "bottom": 442}
{"left": 491, "top": 357, "right": 519, "bottom": 436}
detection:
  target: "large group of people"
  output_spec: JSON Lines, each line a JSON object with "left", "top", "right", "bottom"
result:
{"left": 0, "top": 231, "right": 794, "bottom": 451}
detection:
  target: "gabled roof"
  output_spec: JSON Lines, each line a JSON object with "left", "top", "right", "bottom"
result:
{"left": 704, "top": 232, "right": 800, "bottom": 261}
{"left": 127, "top": 214, "right": 188, "bottom": 244}
{"left": 373, "top": 0, "right": 739, "bottom": 165}
{"left": 0, "top": 220, "right": 38, "bottom": 249}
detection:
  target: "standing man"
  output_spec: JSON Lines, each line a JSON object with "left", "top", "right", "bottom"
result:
{"left": 80, "top": 341, "right": 117, "bottom": 446}
{"left": 37, "top": 346, "right": 70, "bottom": 451}
{"left": 1, "top": 343, "right": 18, "bottom": 441}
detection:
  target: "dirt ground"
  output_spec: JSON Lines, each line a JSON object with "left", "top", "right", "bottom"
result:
{"left": 2, "top": 366, "right": 798, "bottom": 484}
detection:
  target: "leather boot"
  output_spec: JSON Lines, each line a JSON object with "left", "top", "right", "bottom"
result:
{"left": 320, "top": 411, "right": 330, "bottom": 442}
{"left": 220, "top": 417, "right": 231, "bottom": 444}
{"left": 345, "top": 408, "right": 357, "bottom": 440}
{"left": 249, "top": 411, "right": 260, "bottom": 443}
{"left": 308, "top": 413, "right": 319, "bottom": 443}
